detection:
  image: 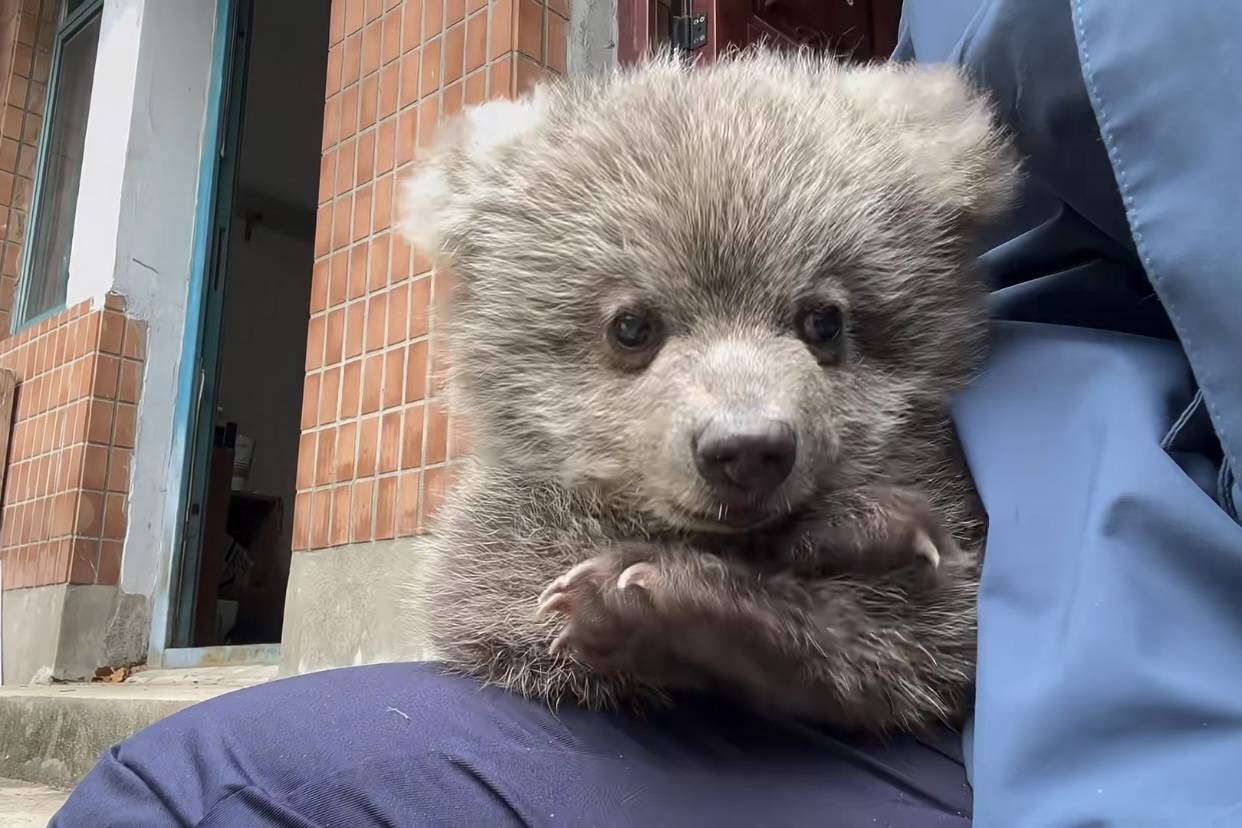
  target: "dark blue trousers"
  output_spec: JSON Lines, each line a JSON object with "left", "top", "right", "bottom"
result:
{"left": 53, "top": 662, "right": 971, "bottom": 826}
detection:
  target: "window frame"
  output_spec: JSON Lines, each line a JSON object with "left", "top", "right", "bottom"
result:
{"left": 11, "top": 0, "right": 105, "bottom": 333}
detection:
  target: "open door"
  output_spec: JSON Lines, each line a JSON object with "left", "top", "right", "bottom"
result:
{"left": 619, "top": 0, "right": 903, "bottom": 65}
{"left": 170, "top": 0, "right": 253, "bottom": 651}
{"left": 169, "top": 0, "right": 331, "bottom": 658}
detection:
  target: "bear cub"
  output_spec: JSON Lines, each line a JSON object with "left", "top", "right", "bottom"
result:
{"left": 399, "top": 49, "right": 1018, "bottom": 733}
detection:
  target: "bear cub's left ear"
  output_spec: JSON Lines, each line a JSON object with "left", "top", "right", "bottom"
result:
{"left": 839, "top": 63, "right": 1021, "bottom": 226}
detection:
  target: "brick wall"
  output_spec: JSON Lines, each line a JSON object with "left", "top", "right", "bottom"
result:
{"left": 0, "top": 294, "right": 146, "bottom": 590}
{"left": 292, "top": 0, "right": 567, "bottom": 551}
{"left": 0, "top": 0, "right": 54, "bottom": 332}
{"left": 0, "top": 1, "right": 148, "bottom": 592}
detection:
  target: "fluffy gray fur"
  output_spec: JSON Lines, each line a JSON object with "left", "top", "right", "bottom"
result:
{"left": 399, "top": 49, "right": 1020, "bottom": 733}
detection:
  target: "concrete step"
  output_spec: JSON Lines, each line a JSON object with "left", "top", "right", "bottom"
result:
{"left": 0, "top": 778, "right": 68, "bottom": 827}
{"left": 0, "top": 665, "right": 275, "bottom": 791}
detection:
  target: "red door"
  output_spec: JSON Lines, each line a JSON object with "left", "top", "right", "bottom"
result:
{"left": 619, "top": 0, "right": 903, "bottom": 66}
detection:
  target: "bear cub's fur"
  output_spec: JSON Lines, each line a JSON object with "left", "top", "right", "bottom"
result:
{"left": 399, "top": 49, "right": 1018, "bottom": 733}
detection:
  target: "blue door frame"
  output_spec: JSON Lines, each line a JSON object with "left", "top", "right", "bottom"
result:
{"left": 148, "top": 0, "right": 272, "bottom": 667}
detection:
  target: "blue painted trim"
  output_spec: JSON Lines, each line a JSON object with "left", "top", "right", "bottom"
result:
{"left": 149, "top": 0, "right": 238, "bottom": 666}
{"left": 161, "top": 644, "right": 281, "bottom": 670}
{"left": 11, "top": 0, "right": 104, "bottom": 334}
{"left": 61, "top": 0, "right": 104, "bottom": 32}
{"left": 168, "top": 0, "right": 255, "bottom": 651}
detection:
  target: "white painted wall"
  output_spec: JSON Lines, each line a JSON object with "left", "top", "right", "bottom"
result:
{"left": 65, "top": 0, "right": 219, "bottom": 600}
{"left": 569, "top": 0, "right": 618, "bottom": 75}
{"left": 112, "top": 0, "right": 218, "bottom": 602}
{"left": 64, "top": 1, "right": 141, "bottom": 306}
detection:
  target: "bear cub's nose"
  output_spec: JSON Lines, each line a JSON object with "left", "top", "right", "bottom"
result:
{"left": 694, "top": 418, "right": 797, "bottom": 493}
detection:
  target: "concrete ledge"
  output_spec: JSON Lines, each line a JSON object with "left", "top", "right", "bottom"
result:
{"left": 1, "top": 584, "right": 148, "bottom": 685}
{"left": 0, "top": 667, "right": 273, "bottom": 789}
{"left": 279, "top": 539, "right": 427, "bottom": 677}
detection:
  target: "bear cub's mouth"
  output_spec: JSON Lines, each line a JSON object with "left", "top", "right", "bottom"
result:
{"left": 668, "top": 496, "right": 795, "bottom": 534}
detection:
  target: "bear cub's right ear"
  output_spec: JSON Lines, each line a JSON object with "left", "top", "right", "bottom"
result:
{"left": 398, "top": 91, "right": 548, "bottom": 259}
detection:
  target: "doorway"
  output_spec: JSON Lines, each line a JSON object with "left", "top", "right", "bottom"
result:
{"left": 620, "top": 0, "right": 904, "bottom": 64}
{"left": 172, "top": 0, "right": 331, "bottom": 652}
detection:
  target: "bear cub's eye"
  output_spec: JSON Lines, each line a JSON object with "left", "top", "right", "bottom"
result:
{"left": 608, "top": 311, "right": 659, "bottom": 352}
{"left": 796, "top": 306, "right": 846, "bottom": 355}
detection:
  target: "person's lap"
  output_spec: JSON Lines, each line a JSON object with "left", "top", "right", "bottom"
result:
{"left": 52, "top": 661, "right": 972, "bottom": 827}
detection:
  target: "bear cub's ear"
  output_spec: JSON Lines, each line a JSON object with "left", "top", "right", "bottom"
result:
{"left": 839, "top": 63, "right": 1021, "bottom": 226}
{"left": 398, "top": 91, "right": 548, "bottom": 258}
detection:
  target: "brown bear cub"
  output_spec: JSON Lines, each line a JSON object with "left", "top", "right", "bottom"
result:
{"left": 399, "top": 49, "right": 1018, "bottom": 733}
